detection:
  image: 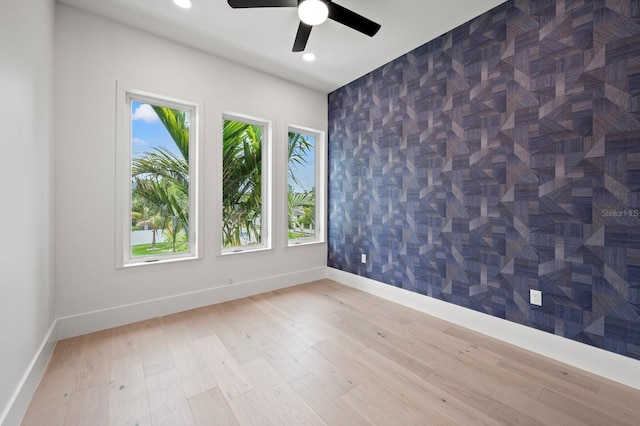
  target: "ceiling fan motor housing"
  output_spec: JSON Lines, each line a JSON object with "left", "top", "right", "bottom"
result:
{"left": 227, "top": 0, "right": 381, "bottom": 52}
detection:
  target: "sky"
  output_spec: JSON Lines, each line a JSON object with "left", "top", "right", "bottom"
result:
{"left": 131, "top": 101, "right": 182, "bottom": 159}
{"left": 288, "top": 134, "right": 316, "bottom": 193}
{"left": 132, "top": 101, "right": 315, "bottom": 192}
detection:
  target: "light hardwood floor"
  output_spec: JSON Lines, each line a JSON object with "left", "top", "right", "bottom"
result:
{"left": 22, "top": 279, "right": 640, "bottom": 425}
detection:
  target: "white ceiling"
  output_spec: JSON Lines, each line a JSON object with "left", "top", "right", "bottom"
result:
{"left": 57, "top": 0, "right": 506, "bottom": 93}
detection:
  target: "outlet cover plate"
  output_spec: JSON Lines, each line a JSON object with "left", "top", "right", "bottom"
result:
{"left": 361, "top": 254, "right": 367, "bottom": 264}
{"left": 530, "top": 289, "right": 542, "bottom": 306}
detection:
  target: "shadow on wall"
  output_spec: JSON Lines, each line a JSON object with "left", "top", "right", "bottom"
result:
{"left": 328, "top": 0, "right": 640, "bottom": 361}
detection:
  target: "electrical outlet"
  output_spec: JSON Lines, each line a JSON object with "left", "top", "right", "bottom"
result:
{"left": 361, "top": 254, "right": 367, "bottom": 264}
{"left": 530, "top": 289, "right": 542, "bottom": 306}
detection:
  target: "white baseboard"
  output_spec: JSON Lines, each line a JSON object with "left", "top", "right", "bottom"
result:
{"left": 1, "top": 321, "right": 57, "bottom": 426}
{"left": 3, "top": 267, "right": 325, "bottom": 425}
{"left": 326, "top": 267, "right": 640, "bottom": 391}
{"left": 56, "top": 267, "right": 326, "bottom": 340}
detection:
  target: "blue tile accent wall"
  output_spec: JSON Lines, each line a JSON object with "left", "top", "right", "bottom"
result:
{"left": 328, "top": 0, "right": 640, "bottom": 360}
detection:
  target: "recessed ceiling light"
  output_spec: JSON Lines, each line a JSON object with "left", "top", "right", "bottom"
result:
{"left": 303, "top": 53, "right": 316, "bottom": 62}
{"left": 173, "top": 0, "right": 192, "bottom": 9}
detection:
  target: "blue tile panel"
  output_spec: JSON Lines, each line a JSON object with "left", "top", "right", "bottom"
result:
{"left": 328, "top": 0, "right": 640, "bottom": 360}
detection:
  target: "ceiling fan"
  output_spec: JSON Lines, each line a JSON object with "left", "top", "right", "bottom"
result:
{"left": 227, "top": 0, "right": 381, "bottom": 52}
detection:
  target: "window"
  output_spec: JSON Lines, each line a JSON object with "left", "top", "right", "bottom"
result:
{"left": 287, "top": 126, "right": 325, "bottom": 245}
{"left": 117, "top": 90, "right": 198, "bottom": 266}
{"left": 221, "top": 115, "right": 271, "bottom": 253}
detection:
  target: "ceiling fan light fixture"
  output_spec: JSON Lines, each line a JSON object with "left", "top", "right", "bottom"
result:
{"left": 173, "top": 0, "right": 192, "bottom": 9}
{"left": 298, "top": 0, "right": 329, "bottom": 26}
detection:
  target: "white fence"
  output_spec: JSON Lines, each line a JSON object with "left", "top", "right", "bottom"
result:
{"left": 131, "top": 230, "right": 166, "bottom": 245}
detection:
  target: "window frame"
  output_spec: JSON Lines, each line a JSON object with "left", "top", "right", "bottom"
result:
{"left": 220, "top": 112, "right": 272, "bottom": 255}
{"left": 286, "top": 124, "right": 326, "bottom": 247}
{"left": 116, "top": 88, "right": 200, "bottom": 268}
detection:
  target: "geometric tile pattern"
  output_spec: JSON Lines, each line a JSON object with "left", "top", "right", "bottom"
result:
{"left": 328, "top": 0, "right": 640, "bottom": 360}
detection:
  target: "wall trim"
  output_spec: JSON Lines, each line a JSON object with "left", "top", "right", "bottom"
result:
{"left": 1, "top": 321, "right": 57, "bottom": 426}
{"left": 326, "top": 267, "right": 640, "bottom": 391}
{"left": 55, "top": 267, "right": 326, "bottom": 340}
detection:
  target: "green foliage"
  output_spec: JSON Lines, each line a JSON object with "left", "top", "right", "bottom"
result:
{"left": 130, "top": 107, "right": 316, "bottom": 252}
{"left": 151, "top": 106, "right": 190, "bottom": 161}
{"left": 287, "top": 188, "right": 316, "bottom": 240}
{"left": 288, "top": 132, "right": 312, "bottom": 188}
{"left": 131, "top": 106, "right": 189, "bottom": 254}
{"left": 287, "top": 131, "right": 315, "bottom": 239}
{"left": 131, "top": 241, "right": 187, "bottom": 257}
{"left": 222, "top": 120, "right": 263, "bottom": 248}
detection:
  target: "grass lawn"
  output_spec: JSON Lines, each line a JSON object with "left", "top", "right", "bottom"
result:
{"left": 131, "top": 242, "right": 186, "bottom": 257}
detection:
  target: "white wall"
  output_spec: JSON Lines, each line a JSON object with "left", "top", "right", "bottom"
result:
{"left": 0, "top": 0, "right": 56, "bottom": 423}
{"left": 54, "top": 4, "right": 328, "bottom": 335}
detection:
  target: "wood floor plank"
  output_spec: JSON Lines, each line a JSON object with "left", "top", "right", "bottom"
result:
{"left": 341, "top": 381, "right": 454, "bottom": 426}
{"left": 188, "top": 387, "right": 239, "bottom": 426}
{"left": 73, "top": 330, "right": 112, "bottom": 393}
{"left": 334, "top": 308, "right": 426, "bottom": 355}
{"left": 424, "top": 370, "right": 583, "bottom": 426}
{"left": 298, "top": 344, "right": 358, "bottom": 397}
{"left": 497, "top": 356, "right": 602, "bottom": 397}
{"left": 355, "top": 348, "right": 498, "bottom": 425}
{"left": 226, "top": 389, "right": 283, "bottom": 426}
{"left": 446, "top": 324, "right": 602, "bottom": 391}
{"left": 22, "top": 280, "right": 640, "bottom": 426}
{"left": 537, "top": 387, "right": 633, "bottom": 425}
{"left": 164, "top": 317, "right": 217, "bottom": 399}
{"left": 194, "top": 333, "right": 254, "bottom": 400}
{"left": 330, "top": 312, "right": 436, "bottom": 379}
{"left": 261, "top": 338, "right": 314, "bottom": 384}
{"left": 108, "top": 353, "right": 151, "bottom": 426}
{"left": 311, "top": 339, "right": 371, "bottom": 386}
{"left": 183, "top": 308, "right": 216, "bottom": 341}
{"left": 110, "top": 322, "right": 142, "bottom": 361}
{"left": 597, "top": 381, "right": 640, "bottom": 418}
{"left": 145, "top": 368, "right": 195, "bottom": 426}
{"left": 21, "top": 367, "right": 75, "bottom": 426}
{"left": 46, "top": 338, "right": 83, "bottom": 372}
{"left": 63, "top": 382, "right": 109, "bottom": 426}
{"left": 415, "top": 343, "right": 543, "bottom": 401}
{"left": 374, "top": 300, "right": 454, "bottom": 332}
{"left": 248, "top": 294, "right": 326, "bottom": 347}
{"left": 241, "top": 357, "right": 325, "bottom": 425}
{"left": 138, "top": 318, "right": 175, "bottom": 377}
{"left": 291, "top": 372, "right": 369, "bottom": 426}
{"left": 198, "top": 305, "right": 264, "bottom": 365}
{"left": 251, "top": 287, "right": 328, "bottom": 323}
{"left": 412, "top": 323, "right": 503, "bottom": 367}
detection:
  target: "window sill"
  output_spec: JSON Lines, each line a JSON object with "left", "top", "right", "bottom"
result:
{"left": 287, "top": 240, "right": 325, "bottom": 248}
{"left": 121, "top": 254, "right": 200, "bottom": 269}
{"left": 220, "top": 246, "right": 272, "bottom": 257}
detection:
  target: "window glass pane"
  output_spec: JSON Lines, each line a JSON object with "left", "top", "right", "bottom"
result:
{"left": 130, "top": 100, "right": 191, "bottom": 258}
{"left": 288, "top": 130, "right": 316, "bottom": 242}
{"left": 222, "top": 118, "right": 264, "bottom": 249}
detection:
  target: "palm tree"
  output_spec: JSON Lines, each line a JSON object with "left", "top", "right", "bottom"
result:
{"left": 133, "top": 177, "right": 187, "bottom": 252}
{"left": 287, "top": 132, "right": 314, "bottom": 238}
{"left": 132, "top": 108, "right": 315, "bottom": 250}
{"left": 288, "top": 189, "right": 315, "bottom": 237}
{"left": 136, "top": 214, "right": 163, "bottom": 248}
{"left": 152, "top": 106, "right": 189, "bottom": 161}
{"left": 288, "top": 131, "right": 312, "bottom": 188}
{"left": 132, "top": 106, "right": 190, "bottom": 253}
{"left": 222, "top": 120, "right": 262, "bottom": 247}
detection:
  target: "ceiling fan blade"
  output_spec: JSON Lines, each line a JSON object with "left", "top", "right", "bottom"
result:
{"left": 227, "top": 0, "right": 297, "bottom": 8}
{"left": 292, "top": 22, "right": 312, "bottom": 52}
{"left": 328, "top": 2, "right": 381, "bottom": 37}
